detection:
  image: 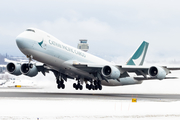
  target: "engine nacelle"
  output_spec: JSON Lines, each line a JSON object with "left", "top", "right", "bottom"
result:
{"left": 6, "top": 62, "right": 22, "bottom": 76}
{"left": 148, "top": 66, "right": 167, "bottom": 80}
{"left": 101, "top": 65, "right": 120, "bottom": 79}
{"left": 20, "top": 63, "right": 38, "bottom": 77}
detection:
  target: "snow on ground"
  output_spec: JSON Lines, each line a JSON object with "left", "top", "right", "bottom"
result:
{"left": 0, "top": 97, "right": 180, "bottom": 120}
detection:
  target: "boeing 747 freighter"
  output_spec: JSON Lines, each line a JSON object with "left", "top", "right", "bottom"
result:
{"left": 6, "top": 28, "right": 180, "bottom": 90}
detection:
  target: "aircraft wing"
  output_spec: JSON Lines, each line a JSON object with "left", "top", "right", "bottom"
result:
{"left": 73, "top": 63, "right": 149, "bottom": 73}
{"left": 166, "top": 67, "right": 180, "bottom": 70}
{"left": 73, "top": 63, "right": 180, "bottom": 79}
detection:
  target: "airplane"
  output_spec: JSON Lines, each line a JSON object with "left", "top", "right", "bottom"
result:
{"left": 6, "top": 28, "right": 180, "bottom": 90}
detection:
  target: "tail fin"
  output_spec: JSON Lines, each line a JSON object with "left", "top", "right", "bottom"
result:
{"left": 126, "top": 41, "right": 149, "bottom": 66}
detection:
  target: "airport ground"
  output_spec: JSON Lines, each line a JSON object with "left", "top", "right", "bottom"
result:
{"left": 1, "top": 71, "right": 180, "bottom": 120}
{"left": 0, "top": 82, "right": 180, "bottom": 120}
{"left": 1, "top": 88, "right": 180, "bottom": 120}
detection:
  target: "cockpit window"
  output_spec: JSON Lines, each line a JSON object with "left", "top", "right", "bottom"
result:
{"left": 26, "top": 29, "right": 35, "bottom": 32}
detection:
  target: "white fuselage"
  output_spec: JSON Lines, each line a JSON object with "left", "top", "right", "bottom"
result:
{"left": 16, "top": 28, "right": 142, "bottom": 86}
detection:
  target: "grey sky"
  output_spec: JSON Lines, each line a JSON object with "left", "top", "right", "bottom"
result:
{"left": 1, "top": 0, "right": 180, "bottom": 63}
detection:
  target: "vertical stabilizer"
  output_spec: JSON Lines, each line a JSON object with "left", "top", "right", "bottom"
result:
{"left": 126, "top": 41, "right": 149, "bottom": 66}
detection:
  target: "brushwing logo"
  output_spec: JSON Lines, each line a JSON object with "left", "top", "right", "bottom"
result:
{"left": 132, "top": 46, "right": 146, "bottom": 65}
{"left": 126, "top": 41, "right": 149, "bottom": 66}
{"left": 38, "top": 40, "right": 44, "bottom": 48}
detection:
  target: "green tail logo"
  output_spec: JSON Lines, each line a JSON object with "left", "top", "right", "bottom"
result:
{"left": 126, "top": 41, "right": 149, "bottom": 66}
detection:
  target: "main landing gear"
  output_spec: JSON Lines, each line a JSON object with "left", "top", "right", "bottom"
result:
{"left": 56, "top": 78, "right": 65, "bottom": 89}
{"left": 72, "top": 79, "right": 102, "bottom": 90}
{"left": 73, "top": 80, "right": 83, "bottom": 90}
{"left": 86, "top": 80, "right": 102, "bottom": 90}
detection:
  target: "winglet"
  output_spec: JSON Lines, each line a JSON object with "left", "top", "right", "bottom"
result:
{"left": 126, "top": 41, "right": 149, "bottom": 66}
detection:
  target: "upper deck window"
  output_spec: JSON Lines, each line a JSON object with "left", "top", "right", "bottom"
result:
{"left": 26, "top": 29, "right": 35, "bottom": 33}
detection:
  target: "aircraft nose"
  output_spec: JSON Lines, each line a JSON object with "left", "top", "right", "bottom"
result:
{"left": 16, "top": 33, "right": 26, "bottom": 49}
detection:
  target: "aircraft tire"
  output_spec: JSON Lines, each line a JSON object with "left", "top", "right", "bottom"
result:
{"left": 73, "top": 83, "right": 76, "bottom": 88}
{"left": 95, "top": 85, "right": 98, "bottom": 90}
{"left": 62, "top": 84, "right": 65, "bottom": 89}
{"left": 80, "top": 85, "right": 83, "bottom": 90}
{"left": 88, "top": 86, "right": 91, "bottom": 90}
{"left": 92, "top": 85, "right": 95, "bottom": 90}
{"left": 86, "top": 84, "right": 89, "bottom": 89}
{"left": 88, "top": 85, "right": 93, "bottom": 90}
{"left": 57, "top": 84, "right": 61, "bottom": 89}
{"left": 75, "top": 85, "right": 78, "bottom": 90}
{"left": 99, "top": 85, "right": 102, "bottom": 90}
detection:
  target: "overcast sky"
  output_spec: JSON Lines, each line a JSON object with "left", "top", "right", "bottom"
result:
{"left": 1, "top": 0, "right": 180, "bottom": 63}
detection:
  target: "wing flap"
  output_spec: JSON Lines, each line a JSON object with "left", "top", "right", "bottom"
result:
{"left": 134, "top": 77, "right": 178, "bottom": 81}
{"left": 167, "top": 67, "right": 180, "bottom": 70}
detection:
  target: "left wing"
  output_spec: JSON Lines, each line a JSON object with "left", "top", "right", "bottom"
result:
{"left": 73, "top": 62, "right": 180, "bottom": 80}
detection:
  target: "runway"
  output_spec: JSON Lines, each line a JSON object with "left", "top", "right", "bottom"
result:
{"left": 0, "top": 91, "right": 180, "bottom": 101}
{"left": 1, "top": 90, "right": 180, "bottom": 120}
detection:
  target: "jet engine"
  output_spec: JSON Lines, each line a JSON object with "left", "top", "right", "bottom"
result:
{"left": 148, "top": 66, "right": 167, "bottom": 80}
{"left": 6, "top": 62, "right": 22, "bottom": 76}
{"left": 101, "top": 65, "right": 120, "bottom": 79}
{"left": 20, "top": 63, "right": 38, "bottom": 77}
